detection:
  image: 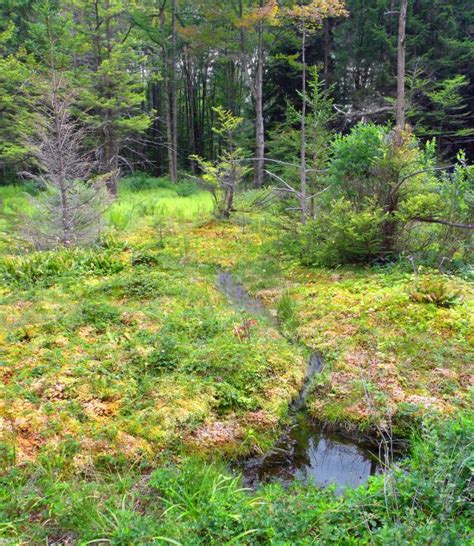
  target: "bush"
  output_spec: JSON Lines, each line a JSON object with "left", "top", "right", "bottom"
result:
{"left": 327, "top": 122, "right": 390, "bottom": 203}
{"left": 300, "top": 198, "right": 386, "bottom": 266}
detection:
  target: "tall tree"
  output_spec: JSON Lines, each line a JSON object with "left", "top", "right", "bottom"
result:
{"left": 395, "top": 0, "right": 408, "bottom": 139}
{"left": 69, "top": 0, "right": 150, "bottom": 194}
{"left": 287, "top": 0, "right": 348, "bottom": 224}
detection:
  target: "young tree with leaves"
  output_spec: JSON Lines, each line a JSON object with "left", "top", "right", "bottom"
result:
{"left": 191, "top": 107, "right": 250, "bottom": 219}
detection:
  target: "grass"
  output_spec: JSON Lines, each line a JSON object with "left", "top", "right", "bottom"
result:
{"left": 0, "top": 175, "right": 473, "bottom": 543}
{"left": 108, "top": 181, "right": 214, "bottom": 230}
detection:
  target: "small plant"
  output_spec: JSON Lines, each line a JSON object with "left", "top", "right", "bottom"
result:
{"left": 410, "top": 275, "right": 461, "bottom": 307}
{"left": 75, "top": 301, "right": 121, "bottom": 332}
{"left": 233, "top": 319, "right": 257, "bottom": 342}
{"left": 131, "top": 250, "right": 160, "bottom": 267}
{"left": 0, "top": 248, "right": 125, "bottom": 287}
{"left": 277, "top": 290, "right": 299, "bottom": 332}
{"left": 148, "top": 334, "right": 180, "bottom": 373}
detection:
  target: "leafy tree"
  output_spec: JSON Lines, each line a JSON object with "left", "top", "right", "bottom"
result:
{"left": 65, "top": 0, "right": 151, "bottom": 194}
{"left": 0, "top": 23, "right": 38, "bottom": 177}
{"left": 191, "top": 107, "right": 250, "bottom": 219}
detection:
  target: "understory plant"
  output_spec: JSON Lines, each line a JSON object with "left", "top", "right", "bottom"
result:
{"left": 191, "top": 107, "right": 250, "bottom": 219}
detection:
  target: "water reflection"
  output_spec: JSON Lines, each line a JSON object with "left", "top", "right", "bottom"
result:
{"left": 242, "top": 415, "right": 381, "bottom": 492}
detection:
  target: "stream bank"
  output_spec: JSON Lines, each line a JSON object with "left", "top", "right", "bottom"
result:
{"left": 217, "top": 271, "right": 386, "bottom": 491}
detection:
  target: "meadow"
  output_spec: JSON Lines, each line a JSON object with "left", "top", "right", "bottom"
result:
{"left": 0, "top": 177, "right": 473, "bottom": 544}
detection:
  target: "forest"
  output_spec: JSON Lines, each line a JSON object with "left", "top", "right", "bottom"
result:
{"left": 0, "top": 0, "right": 473, "bottom": 544}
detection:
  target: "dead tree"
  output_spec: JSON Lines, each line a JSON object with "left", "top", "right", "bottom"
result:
{"left": 22, "top": 75, "right": 111, "bottom": 249}
{"left": 395, "top": 0, "right": 408, "bottom": 140}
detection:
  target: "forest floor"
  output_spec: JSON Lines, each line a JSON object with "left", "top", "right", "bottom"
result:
{"left": 0, "top": 181, "right": 472, "bottom": 544}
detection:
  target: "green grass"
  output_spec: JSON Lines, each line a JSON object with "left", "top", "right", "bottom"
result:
{"left": 1, "top": 414, "right": 472, "bottom": 544}
{"left": 108, "top": 188, "right": 214, "bottom": 230}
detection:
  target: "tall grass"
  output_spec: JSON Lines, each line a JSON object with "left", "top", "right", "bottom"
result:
{"left": 0, "top": 176, "right": 215, "bottom": 237}
{"left": 109, "top": 174, "right": 214, "bottom": 230}
{"left": 108, "top": 189, "right": 214, "bottom": 230}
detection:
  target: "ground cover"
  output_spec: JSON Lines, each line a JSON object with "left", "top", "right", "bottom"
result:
{"left": 0, "top": 181, "right": 472, "bottom": 544}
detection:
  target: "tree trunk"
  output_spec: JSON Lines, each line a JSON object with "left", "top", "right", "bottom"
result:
{"left": 160, "top": 2, "right": 178, "bottom": 183}
{"left": 300, "top": 3, "right": 307, "bottom": 225}
{"left": 103, "top": 133, "right": 119, "bottom": 195}
{"left": 395, "top": 0, "right": 408, "bottom": 139}
{"left": 170, "top": 0, "right": 178, "bottom": 182}
{"left": 254, "top": 1, "right": 265, "bottom": 189}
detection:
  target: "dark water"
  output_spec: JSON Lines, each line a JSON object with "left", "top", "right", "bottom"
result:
{"left": 241, "top": 414, "right": 381, "bottom": 492}
{"left": 217, "top": 270, "right": 383, "bottom": 491}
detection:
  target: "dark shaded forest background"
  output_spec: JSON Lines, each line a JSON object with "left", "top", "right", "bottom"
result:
{"left": 1, "top": 0, "right": 473, "bottom": 186}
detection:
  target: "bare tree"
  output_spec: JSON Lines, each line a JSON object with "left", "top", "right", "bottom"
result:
{"left": 21, "top": 75, "right": 111, "bottom": 249}
{"left": 395, "top": 0, "right": 408, "bottom": 139}
{"left": 254, "top": 0, "right": 266, "bottom": 189}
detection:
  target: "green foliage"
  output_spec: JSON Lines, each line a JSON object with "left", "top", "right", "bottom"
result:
{"left": 75, "top": 301, "right": 122, "bottom": 332}
{"left": 299, "top": 198, "right": 386, "bottom": 266}
{"left": 327, "top": 122, "right": 390, "bottom": 204}
{"left": 149, "top": 460, "right": 259, "bottom": 542}
{"left": 276, "top": 290, "right": 299, "bottom": 332}
{"left": 0, "top": 247, "right": 125, "bottom": 287}
{"left": 191, "top": 107, "right": 250, "bottom": 219}
{"left": 148, "top": 334, "right": 180, "bottom": 373}
{"left": 131, "top": 249, "right": 160, "bottom": 267}
{"left": 1, "top": 414, "right": 472, "bottom": 544}
{"left": 408, "top": 72, "right": 473, "bottom": 139}
{"left": 410, "top": 275, "right": 461, "bottom": 307}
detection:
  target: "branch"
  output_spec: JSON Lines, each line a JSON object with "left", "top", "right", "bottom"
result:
{"left": 389, "top": 165, "right": 455, "bottom": 198}
{"left": 410, "top": 217, "right": 474, "bottom": 230}
{"left": 334, "top": 104, "right": 394, "bottom": 120}
{"left": 265, "top": 170, "right": 300, "bottom": 196}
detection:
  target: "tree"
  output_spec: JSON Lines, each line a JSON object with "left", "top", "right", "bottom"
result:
{"left": 395, "top": 0, "right": 408, "bottom": 141}
{"left": 69, "top": 0, "right": 151, "bottom": 194}
{"left": 268, "top": 68, "right": 335, "bottom": 217}
{"left": 191, "top": 107, "right": 250, "bottom": 219}
{"left": 237, "top": 0, "right": 279, "bottom": 188}
{"left": 0, "top": 26, "right": 37, "bottom": 177}
{"left": 21, "top": 75, "right": 110, "bottom": 249}
{"left": 285, "top": 0, "right": 348, "bottom": 224}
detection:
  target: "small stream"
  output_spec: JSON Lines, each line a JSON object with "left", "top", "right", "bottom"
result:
{"left": 217, "top": 271, "right": 383, "bottom": 491}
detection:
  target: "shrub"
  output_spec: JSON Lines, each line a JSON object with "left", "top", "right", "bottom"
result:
{"left": 410, "top": 275, "right": 461, "bottom": 307}
{"left": 300, "top": 198, "right": 386, "bottom": 266}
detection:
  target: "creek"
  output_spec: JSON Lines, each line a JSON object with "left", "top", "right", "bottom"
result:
{"left": 217, "top": 271, "right": 383, "bottom": 491}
